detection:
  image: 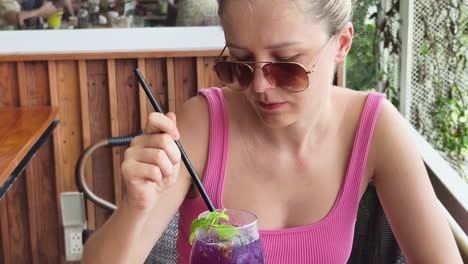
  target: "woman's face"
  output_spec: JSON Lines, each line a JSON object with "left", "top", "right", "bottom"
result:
{"left": 221, "top": 0, "right": 350, "bottom": 128}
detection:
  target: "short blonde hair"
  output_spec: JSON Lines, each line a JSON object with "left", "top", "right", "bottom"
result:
{"left": 217, "top": 0, "right": 353, "bottom": 36}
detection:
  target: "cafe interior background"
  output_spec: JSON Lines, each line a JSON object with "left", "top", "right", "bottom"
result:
{"left": 0, "top": 0, "right": 219, "bottom": 30}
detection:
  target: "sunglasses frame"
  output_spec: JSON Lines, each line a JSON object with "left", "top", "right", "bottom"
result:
{"left": 213, "top": 36, "right": 334, "bottom": 93}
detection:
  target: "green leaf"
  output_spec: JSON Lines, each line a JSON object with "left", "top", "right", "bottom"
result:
{"left": 421, "top": 42, "right": 430, "bottom": 55}
{"left": 451, "top": 112, "right": 459, "bottom": 123}
{"left": 189, "top": 217, "right": 210, "bottom": 245}
{"left": 214, "top": 224, "right": 239, "bottom": 241}
{"left": 189, "top": 209, "right": 239, "bottom": 245}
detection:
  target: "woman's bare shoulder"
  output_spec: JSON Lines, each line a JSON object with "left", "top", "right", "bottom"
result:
{"left": 176, "top": 94, "right": 211, "bottom": 179}
{"left": 177, "top": 92, "right": 211, "bottom": 122}
{"left": 332, "top": 86, "right": 392, "bottom": 175}
{"left": 331, "top": 86, "right": 372, "bottom": 126}
{"left": 331, "top": 86, "right": 372, "bottom": 108}
{"left": 332, "top": 86, "right": 376, "bottom": 100}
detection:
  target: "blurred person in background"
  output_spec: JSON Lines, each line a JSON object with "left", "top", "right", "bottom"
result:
{"left": 175, "top": 0, "right": 219, "bottom": 26}
{"left": 0, "top": 0, "right": 74, "bottom": 29}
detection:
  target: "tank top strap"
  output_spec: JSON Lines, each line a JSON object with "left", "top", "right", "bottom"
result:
{"left": 342, "top": 92, "right": 386, "bottom": 207}
{"left": 197, "top": 88, "right": 229, "bottom": 208}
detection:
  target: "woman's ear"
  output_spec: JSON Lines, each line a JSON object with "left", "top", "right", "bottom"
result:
{"left": 335, "top": 22, "right": 354, "bottom": 63}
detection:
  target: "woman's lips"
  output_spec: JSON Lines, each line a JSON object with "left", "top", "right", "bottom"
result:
{"left": 258, "top": 101, "right": 287, "bottom": 111}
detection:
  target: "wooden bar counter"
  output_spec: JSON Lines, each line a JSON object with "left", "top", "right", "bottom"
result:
{"left": 0, "top": 107, "right": 58, "bottom": 199}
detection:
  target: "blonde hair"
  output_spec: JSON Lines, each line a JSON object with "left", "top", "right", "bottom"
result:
{"left": 217, "top": 0, "right": 353, "bottom": 36}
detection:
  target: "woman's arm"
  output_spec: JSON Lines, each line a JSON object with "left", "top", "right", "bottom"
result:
{"left": 81, "top": 96, "right": 210, "bottom": 263}
{"left": 81, "top": 176, "right": 192, "bottom": 264}
{"left": 372, "top": 100, "right": 463, "bottom": 263}
{"left": 61, "top": 0, "right": 74, "bottom": 16}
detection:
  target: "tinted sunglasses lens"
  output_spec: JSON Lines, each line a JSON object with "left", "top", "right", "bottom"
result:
{"left": 264, "top": 63, "right": 309, "bottom": 92}
{"left": 214, "top": 62, "right": 253, "bottom": 90}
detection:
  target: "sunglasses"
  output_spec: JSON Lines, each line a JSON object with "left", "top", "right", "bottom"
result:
{"left": 213, "top": 37, "right": 333, "bottom": 93}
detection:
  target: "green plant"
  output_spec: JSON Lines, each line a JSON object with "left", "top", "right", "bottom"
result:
{"left": 347, "top": 0, "right": 401, "bottom": 107}
{"left": 418, "top": 0, "right": 468, "bottom": 180}
{"left": 432, "top": 88, "right": 468, "bottom": 162}
{"left": 347, "top": 0, "right": 379, "bottom": 91}
{"left": 374, "top": 0, "right": 401, "bottom": 108}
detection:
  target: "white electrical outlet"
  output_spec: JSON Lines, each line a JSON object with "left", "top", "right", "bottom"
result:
{"left": 71, "top": 231, "right": 82, "bottom": 254}
{"left": 65, "top": 228, "right": 84, "bottom": 261}
{"left": 61, "top": 193, "right": 87, "bottom": 261}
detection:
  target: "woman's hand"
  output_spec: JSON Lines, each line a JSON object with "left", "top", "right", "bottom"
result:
{"left": 121, "top": 112, "right": 182, "bottom": 215}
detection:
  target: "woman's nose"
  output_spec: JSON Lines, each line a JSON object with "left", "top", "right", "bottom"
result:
{"left": 250, "top": 65, "right": 275, "bottom": 93}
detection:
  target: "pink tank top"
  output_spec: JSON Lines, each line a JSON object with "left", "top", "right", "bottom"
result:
{"left": 176, "top": 87, "right": 385, "bottom": 264}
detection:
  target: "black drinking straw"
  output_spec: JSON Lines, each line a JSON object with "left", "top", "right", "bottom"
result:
{"left": 135, "top": 68, "right": 215, "bottom": 212}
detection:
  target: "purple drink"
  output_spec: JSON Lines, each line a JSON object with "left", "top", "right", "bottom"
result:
{"left": 189, "top": 209, "right": 265, "bottom": 264}
{"left": 190, "top": 236, "right": 264, "bottom": 264}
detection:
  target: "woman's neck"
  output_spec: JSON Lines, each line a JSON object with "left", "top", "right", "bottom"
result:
{"left": 249, "top": 94, "right": 335, "bottom": 156}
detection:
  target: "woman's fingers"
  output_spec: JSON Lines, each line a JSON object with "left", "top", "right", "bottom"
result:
{"left": 129, "top": 133, "right": 181, "bottom": 165}
{"left": 125, "top": 147, "right": 175, "bottom": 177}
{"left": 144, "top": 112, "right": 180, "bottom": 140}
{"left": 122, "top": 159, "right": 162, "bottom": 184}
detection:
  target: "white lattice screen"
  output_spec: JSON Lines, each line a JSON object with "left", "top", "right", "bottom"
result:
{"left": 408, "top": 0, "right": 467, "bottom": 174}
{"left": 409, "top": 0, "right": 467, "bottom": 133}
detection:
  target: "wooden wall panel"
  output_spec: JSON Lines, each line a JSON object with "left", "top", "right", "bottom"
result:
{"left": 24, "top": 62, "right": 50, "bottom": 105}
{"left": 144, "top": 58, "right": 168, "bottom": 114}
{"left": 115, "top": 59, "right": 140, "bottom": 134}
{"left": 47, "top": 60, "right": 67, "bottom": 264}
{"left": 25, "top": 138, "right": 60, "bottom": 264}
{"left": 22, "top": 61, "right": 61, "bottom": 264}
{"left": 197, "top": 57, "right": 223, "bottom": 90}
{"left": 6, "top": 174, "right": 32, "bottom": 263}
{"left": 78, "top": 60, "right": 95, "bottom": 231}
{"left": 54, "top": 61, "right": 83, "bottom": 193}
{"left": 52, "top": 61, "right": 84, "bottom": 264}
{"left": 137, "top": 59, "right": 148, "bottom": 130}
{"left": 0, "top": 63, "right": 19, "bottom": 264}
{"left": 337, "top": 61, "right": 345, "bottom": 87}
{"left": 114, "top": 59, "right": 140, "bottom": 205}
{"left": 86, "top": 60, "right": 114, "bottom": 228}
{"left": 0, "top": 62, "right": 19, "bottom": 106}
{"left": 107, "top": 59, "right": 122, "bottom": 208}
{"left": 173, "top": 58, "right": 197, "bottom": 113}
{"left": 166, "top": 58, "right": 176, "bottom": 113}
{"left": 0, "top": 198, "right": 9, "bottom": 264}
{"left": 115, "top": 59, "right": 141, "bottom": 137}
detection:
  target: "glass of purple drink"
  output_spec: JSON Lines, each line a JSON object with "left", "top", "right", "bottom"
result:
{"left": 189, "top": 209, "right": 265, "bottom": 264}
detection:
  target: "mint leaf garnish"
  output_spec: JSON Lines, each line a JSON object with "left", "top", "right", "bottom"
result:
{"left": 213, "top": 223, "right": 238, "bottom": 241}
{"left": 189, "top": 209, "right": 240, "bottom": 245}
{"left": 189, "top": 217, "right": 209, "bottom": 245}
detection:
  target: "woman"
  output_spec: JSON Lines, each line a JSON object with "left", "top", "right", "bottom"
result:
{"left": 82, "top": 0, "right": 463, "bottom": 263}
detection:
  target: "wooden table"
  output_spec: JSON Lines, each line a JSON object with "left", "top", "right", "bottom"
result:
{"left": 0, "top": 106, "right": 58, "bottom": 199}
